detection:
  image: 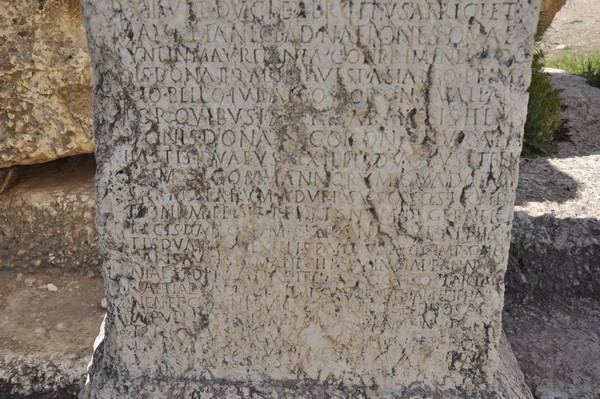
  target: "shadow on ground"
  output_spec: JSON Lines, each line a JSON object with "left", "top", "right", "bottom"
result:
{"left": 507, "top": 212, "right": 600, "bottom": 303}
{"left": 514, "top": 158, "right": 581, "bottom": 205}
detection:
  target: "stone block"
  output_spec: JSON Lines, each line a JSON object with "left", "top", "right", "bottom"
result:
{"left": 82, "top": 1, "right": 539, "bottom": 397}
{"left": 0, "top": 0, "right": 94, "bottom": 168}
{"left": 0, "top": 155, "right": 100, "bottom": 272}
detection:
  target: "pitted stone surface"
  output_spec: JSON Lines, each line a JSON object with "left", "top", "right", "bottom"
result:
{"left": 0, "top": 155, "right": 99, "bottom": 273}
{"left": 83, "top": 1, "right": 539, "bottom": 397}
{"left": 0, "top": 0, "right": 94, "bottom": 168}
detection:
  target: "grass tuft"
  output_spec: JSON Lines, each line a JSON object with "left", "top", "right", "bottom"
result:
{"left": 546, "top": 51, "right": 600, "bottom": 88}
{"left": 522, "top": 50, "right": 564, "bottom": 157}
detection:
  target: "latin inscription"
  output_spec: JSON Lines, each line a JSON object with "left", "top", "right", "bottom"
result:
{"left": 86, "top": 0, "right": 535, "bottom": 394}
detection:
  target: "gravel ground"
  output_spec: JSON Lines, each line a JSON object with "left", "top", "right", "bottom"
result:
{"left": 541, "top": 0, "right": 600, "bottom": 55}
{"left": 504, "top": 2, "right": 600, "bottom": 397}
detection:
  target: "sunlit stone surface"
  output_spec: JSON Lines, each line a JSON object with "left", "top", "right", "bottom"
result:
{"left": 83, "top": 1, "right": 539, "bottom": 397}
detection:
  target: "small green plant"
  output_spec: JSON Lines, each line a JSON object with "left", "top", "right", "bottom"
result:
{"left": 546, "top": 51, "right": 600, "bottom": 88}
{"left": 523, "top": 50, "right": 564, "bottom": 157}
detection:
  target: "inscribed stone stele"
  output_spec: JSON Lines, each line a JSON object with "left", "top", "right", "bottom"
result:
{"left": 82, "top": 1, "right": 539, "bottom": 397}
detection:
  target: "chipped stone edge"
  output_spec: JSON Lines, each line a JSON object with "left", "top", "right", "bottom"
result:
{"left": 497, "top": 332, "right": 534, "bottom": 399}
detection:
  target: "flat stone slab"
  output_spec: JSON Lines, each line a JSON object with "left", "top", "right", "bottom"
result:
{"left": 0, "top": 270, "right": 104, "bottom": 398}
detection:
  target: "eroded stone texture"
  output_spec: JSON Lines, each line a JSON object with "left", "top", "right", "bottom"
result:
{"left": 0, "top": 155, "right": 99, "bottom": 272}
{"left": 0, "top": 0, "right": 94, "bottom": 168}
{"left": 83, "top": 1, "right": 539, "bottom": 397}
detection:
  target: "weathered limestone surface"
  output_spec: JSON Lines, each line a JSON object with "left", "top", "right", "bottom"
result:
{"left": 0, "top": 0, "right": 94, "bottom": 168}
{"left": 0, "top": 155, "right": 99, "bottom": 272}
{"left": 83, "top": 1, "right": 539, "bottom": 398}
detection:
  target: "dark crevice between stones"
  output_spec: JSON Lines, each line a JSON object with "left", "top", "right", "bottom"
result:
{"left": 0, "top": 154, "right": 96, "bottom": 196}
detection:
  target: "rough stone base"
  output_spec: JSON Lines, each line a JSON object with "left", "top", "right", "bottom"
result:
{"left": 84, "top": 378, "right": 511, "bottom": 399}
{"left": 0, "top": 154, "right": 100, "bottom": 273}
{"left": 82, "top": 332, "right": 531, "bottom": 399}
